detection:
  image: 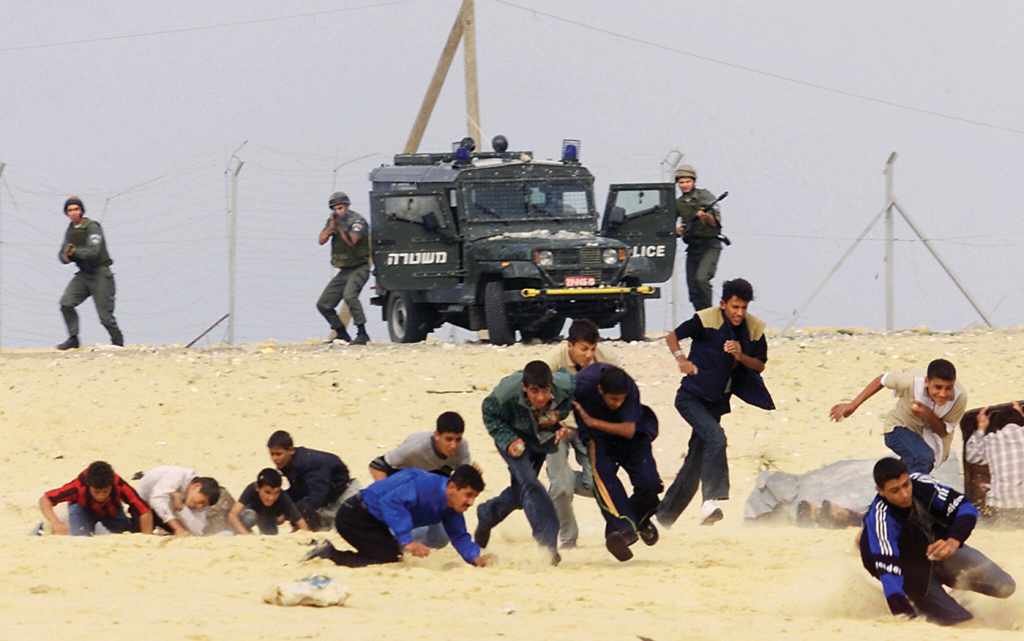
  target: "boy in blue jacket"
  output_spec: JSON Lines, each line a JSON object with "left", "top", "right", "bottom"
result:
{"left": 303, "top": 465, "right": 494, "bottom": 568}
{"left": 860, "top": 457, "right": 1015, "bottom": 625}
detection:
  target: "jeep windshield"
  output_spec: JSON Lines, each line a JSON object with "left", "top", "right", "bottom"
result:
{"left": 463, "top": 180, "right": 595, "bottom": 223}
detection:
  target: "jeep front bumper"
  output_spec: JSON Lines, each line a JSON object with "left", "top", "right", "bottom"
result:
{"left": 512, "top": 285, "right": 658, "bottom": 301}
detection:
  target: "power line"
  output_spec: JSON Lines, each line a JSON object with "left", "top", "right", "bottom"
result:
{"left": 493, "top": 0, "right": 1024, "bottom": 137}
{"left": 0, "top": 0, "right": 417, "bottom": 53}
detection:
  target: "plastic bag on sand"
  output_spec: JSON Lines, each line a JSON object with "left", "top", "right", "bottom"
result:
{"left": 263, "top": 575, "right": 350, "bottom": 607}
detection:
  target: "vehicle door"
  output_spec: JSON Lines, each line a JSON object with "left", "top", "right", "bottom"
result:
{"left": 599, "top": 183, "right": 677, "bottom": 283}
{"left": 370, "top": 191, "right": 461, "bottom": 291}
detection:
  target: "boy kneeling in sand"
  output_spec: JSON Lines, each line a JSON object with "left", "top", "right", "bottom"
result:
{"left": 303, "top": 465, "right": 494, "bottom": 568}
{"left": 860, "top": 457, "right": 1015, "bottom": 624}
{"left": 368, "top": 410, "right": 472, "bottom": 549}
{"left": 38, "top": 460, "right": 154, "bottom": 535}
{"left": 267, "top": 430, "right": 359, "bottom": 531}
{"left": 135, "top": 466, "right": 221, "bottom": 536}
{"left": 228, "top": 468, "right": 309, "bottom": 535}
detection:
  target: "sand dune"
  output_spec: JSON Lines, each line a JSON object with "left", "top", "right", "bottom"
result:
{"left": 3, "top": 328, "right": 1023, "bottom": 640}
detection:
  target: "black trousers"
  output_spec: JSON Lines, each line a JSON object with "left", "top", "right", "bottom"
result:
{"left": 588, "top": 434, "right": 663, "bottom": 536}
{"left": 328, "top": 496, "right": 402, "bottom": 567}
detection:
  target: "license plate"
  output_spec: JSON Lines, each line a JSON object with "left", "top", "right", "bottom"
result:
{"left": 564, "top": 275, "right": 596, "bottom": 287}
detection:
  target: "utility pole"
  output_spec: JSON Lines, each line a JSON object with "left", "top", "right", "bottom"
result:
{"left": 461, "top": 0, "right": 481, "bottom": 149}
{"left": 0, "top": 161, "right": 5, "bottom": 351}
{"left": 883, "top": 152, "right": 896, "bottom": 331}
{"left": 404, "top": 0, "right": 480, "bottom": 153}
{"left": 225, "top": 142, "right": 246, "bottom": 345}
{"left": 659, "top": 150, "right": 683, "bottom": 329}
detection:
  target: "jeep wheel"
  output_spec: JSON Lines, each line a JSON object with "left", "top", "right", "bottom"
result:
{"left": 620, "top": 298, "right": 646, "bottom": 342}
{"left": 387, "top": 292, "right": 431, "bottom": 343}
{"left": 484, "top": 281, "right": 515, "bottom": 346}
{"left": 522, "top": 315, "right": 565, "bottom": 343}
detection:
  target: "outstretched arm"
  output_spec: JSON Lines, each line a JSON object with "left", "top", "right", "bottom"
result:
{"left": 830, "top": 375, "right": 883, "bottom": 422}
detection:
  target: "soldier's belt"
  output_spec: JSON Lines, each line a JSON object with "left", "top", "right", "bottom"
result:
{"left": 520, "top": 285, "right": 656, "bottom": 299}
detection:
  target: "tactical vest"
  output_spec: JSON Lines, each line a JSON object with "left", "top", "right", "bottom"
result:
{"left": 676, "top": 187, "right": 720, "bottom": 241}
{"left": 330, "top": 212, "right": 370, "bottom": 268}
{"left": 65, "top": 219, "right": 113, "bottom": 271}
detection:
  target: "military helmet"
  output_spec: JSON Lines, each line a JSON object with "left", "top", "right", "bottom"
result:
{"left": 328, "top": 191, "right": 351, "bottom": 208}
{"left": 63, "top": 195, "right": 86, "bottom": 214}
{"left": 673, "top": 165, "right": 697, "bottom": 181}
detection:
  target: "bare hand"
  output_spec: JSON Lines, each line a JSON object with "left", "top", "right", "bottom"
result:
{"left": 174, "top": 528, "right": 192, "bottom": 538}
{"left": 571, "top": 401, "right": 594, "bottom": 428}
{"left": 696, "top": 209, "right": 715, "bottom": 225}
{"left": 911, "top": 401, "right": 936, "bottom": 421}
{"left": 52, "top": 520, "right": 70, "bottom": 535}
{"left": 64, "top": 244, "right": 76, "bottom": 260}
{"left": 677, "top": 358, "right": 698, "bottom": 376}
{"left": 554, "top": 425, "right": 575, "bottom": 444}
{"left": 507, "top": 438, "right": 526, "bottom": 458}
{"left": 404, "top": 541, "right": 431, "bottom": 558}
{"left": 474, "top": 553, "right": 496, "bottom": 567}
{"left": 723, "top": 340, "right": 741, "bottom": 358}
{"left": 926, "top": 538, "right": 961, "bottom": 561}
{"left": 830, "top": 402, "right": 856, "bottom": 422}
{"left": 977, "top": 407, "right": 990, "bottom": 433}
{"left": 675, "top": 221, "right": 685, "bottom": 236}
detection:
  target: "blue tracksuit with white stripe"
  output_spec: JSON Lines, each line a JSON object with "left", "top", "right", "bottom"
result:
{"left": 859, "top": 473, "right": 978, "bottom": 613}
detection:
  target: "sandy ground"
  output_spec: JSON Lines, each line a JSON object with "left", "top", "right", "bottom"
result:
{"left": 3, "top": 327, "right": 1024, "bottom": 641}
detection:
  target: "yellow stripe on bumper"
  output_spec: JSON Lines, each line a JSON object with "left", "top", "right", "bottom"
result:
{"left": 520, "top": 285, "right": 655, "bottom": 298}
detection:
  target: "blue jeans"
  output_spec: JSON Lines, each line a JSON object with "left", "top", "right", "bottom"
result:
{"left": 68, "top": 503, "right": 133, "bottom": 536}
{"left": 475, "top": 446, "right": 559, "bottom": 550}
{"left": 411, "top": 523, "right": 449, "bottom": 549}
{"left": 911, "top": 545, "right": 1016, "bottom": 625}
{"left": 657, "top": 389, "right": 729, "bottom": 526}
{"left": 884, "top": 426, "right": 935, "bottom": 475}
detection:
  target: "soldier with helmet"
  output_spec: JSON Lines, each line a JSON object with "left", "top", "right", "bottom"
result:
{"left": 674, "top": 164, "right": 723, "bottom": 312}
{"left": 56, "top": 196, "right": 124, "bottom": 350}
{"left": 316, "top": 191, "right": 371, "bottom": 345}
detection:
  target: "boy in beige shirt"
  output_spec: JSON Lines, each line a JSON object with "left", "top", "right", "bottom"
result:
{"left": 544, "top": 319, "right": 618, "bottom": 548}
{"left": 830, "top": 358, "right": 966, "bottom": 474}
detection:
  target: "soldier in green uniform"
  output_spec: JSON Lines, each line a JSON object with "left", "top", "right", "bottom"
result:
{"left": 316, "top": 191, "right": 371, "bottom": 345}
{"left": 674, "top": 165, "right": 723, "bottom": 312}
{"left": 56, "top": 196, "right": 123, "bottom": 350}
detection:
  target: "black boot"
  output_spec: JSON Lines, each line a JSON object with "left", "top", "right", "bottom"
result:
{"left": 352, "top": 324, "right": 370, "bottom": 345}
{"left": 109, "top": 328, "right": 124, "bottom": 347}
{"left": 57, "top": 336, "right": 80, "bottom": 351}
{"left": 334, "top": 326, "right": 352, "bottom": 343}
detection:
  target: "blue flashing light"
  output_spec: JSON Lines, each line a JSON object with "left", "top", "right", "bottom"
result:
{"left": 454, "top": 146, "right": 472, "bottom": 163}
{"left": 561, "top": 139, "right": 581, "bottom": 163}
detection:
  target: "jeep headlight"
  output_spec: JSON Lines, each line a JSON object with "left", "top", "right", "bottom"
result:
{"left": 534, "top": 250, "right": 554, "bottom": 267}
{"left": 602, "top": 248, "right": 619, "bottom": 265}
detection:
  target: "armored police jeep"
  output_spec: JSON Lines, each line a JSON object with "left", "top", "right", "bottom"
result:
{"left": 368, "top": 136, "right": 677, "bottom": 345}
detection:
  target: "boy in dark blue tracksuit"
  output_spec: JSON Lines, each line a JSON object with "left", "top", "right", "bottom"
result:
{"left": 572, "top": 363, "right": 663, "bottom": 562}
{"left": 861, "top": 457, "right": 1015, "bottom": 625}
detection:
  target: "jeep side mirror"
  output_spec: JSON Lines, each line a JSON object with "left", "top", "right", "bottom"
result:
{"left": 422, "top": 212, "right": 440, "bottom": 232}
{"left": 606, "top": 206, "right": 625, "bottom": 227}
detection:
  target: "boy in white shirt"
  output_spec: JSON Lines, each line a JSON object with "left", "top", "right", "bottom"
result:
{"left": 135, "top": 465, "right": 221, "bottom": 536}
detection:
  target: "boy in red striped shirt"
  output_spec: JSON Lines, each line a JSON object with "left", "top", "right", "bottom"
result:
{"left": 38, "top": 461, "right": 154, "bottom": 535}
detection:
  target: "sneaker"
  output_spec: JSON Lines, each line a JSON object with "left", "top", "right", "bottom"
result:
{"left": 301, "top": 539, "right": 338, "bottom": 562}
{"left": 31, "top": 522, "right": 45, "bottom": 536}
{"left": 701, "top": 500, "right": 724, "bottom": 526}
{"left": 638, "top": 520, "right": 659, "bottom": 546}
{"left": 56, "top": 336, "right": 80, "bottom": 351}
{"left": 351, "top": 329, "right": 370, "bottom": 346}
{"left": 323, "top": 329, "right": 338, "bottom": 343}
{"left": 605, "top": 529, "right": 638, "bottom": 562}
{"left": 473, "top": 507, "right": 492, "bottom": 549}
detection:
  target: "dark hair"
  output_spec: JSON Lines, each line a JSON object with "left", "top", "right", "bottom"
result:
{"left": 598, "top": 365, "right": 631, "bottom": 396}
{"left": 522, "top": 360, "right": 553, "bottom": 388}
{"left": 567, "top": 319, "right": 600, "bottom": 345}
{"left": 926, "top": 358, "right": 956, "bottom": 382}
{"left": 267, "top": 430, "right": 294, "bottom": 450}
{"left": 84, "top": 461, "right": 115, "bottom": 488}
{"left": 256, "top": 468, "right": 283, "bottom": 488}
{"left": 449, "top": 464, "right": 485, "bottom": 493}
{"left": 193, "top": 477, "right": 221, "bottom": 505}
{"left": 436, "top": 411, "right": 465, "bottom": 434}
{"left": 721, "top": 278, "right": 754, "bottom": 303}
{"left": 873, "top": 457, "right": 908, "bottom": 488}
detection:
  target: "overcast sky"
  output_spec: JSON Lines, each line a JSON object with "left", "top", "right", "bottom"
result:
{"left": 1, "top": 0, "right": 1021, "bottom": 348}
